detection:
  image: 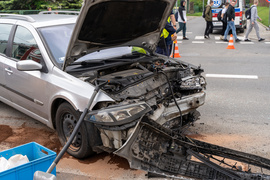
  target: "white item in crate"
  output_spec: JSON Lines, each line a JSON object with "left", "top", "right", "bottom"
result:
{"left": 0, "top": 157, "right": 10, "bottom": 172}
{"left": 8, "top": 154, "right": 29, "bottom": 169}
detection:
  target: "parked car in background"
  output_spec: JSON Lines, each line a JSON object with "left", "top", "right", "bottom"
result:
{"left": 0, "top": 0, "right": 206, "bottom": 160}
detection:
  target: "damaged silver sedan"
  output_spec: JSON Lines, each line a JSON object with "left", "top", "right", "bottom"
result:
{"left": 1, "top": 0, "right": 270, "bottom": 179}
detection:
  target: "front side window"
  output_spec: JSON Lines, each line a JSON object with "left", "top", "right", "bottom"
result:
{"left": 12, "top": 26, "right": 41, "bottom": 63}
{"left": 0, "top": 24, "right": 13, "bottom": 55}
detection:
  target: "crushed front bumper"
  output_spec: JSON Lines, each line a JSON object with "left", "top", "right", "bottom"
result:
{"left": 114, "top": 118, "right": 270, "bottom": 180}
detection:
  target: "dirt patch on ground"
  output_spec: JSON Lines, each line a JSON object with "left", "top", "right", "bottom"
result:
{"left": 0, "top": 123, "right": 62, "bottom": 154}
{"left": 0, "top": 125, "right": 13, "bottom": 142}
{"left": 57, "top": 153, "right": 144, "bottom": 180}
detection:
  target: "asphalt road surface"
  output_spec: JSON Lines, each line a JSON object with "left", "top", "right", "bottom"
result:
{"left": 0, "top": 16, "right": 270, "bottom": 179}
{"left": 179, "top": 16, "right": 270, "bottom": 169}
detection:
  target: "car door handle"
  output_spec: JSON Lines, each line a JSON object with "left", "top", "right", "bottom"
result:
{"left": 5, "top": 68, "right": 13, "bottom": 74}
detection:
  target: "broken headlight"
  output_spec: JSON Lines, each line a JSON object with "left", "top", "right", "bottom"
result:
{"left": 85, "top": 102, "right": 151, "bottom": 126}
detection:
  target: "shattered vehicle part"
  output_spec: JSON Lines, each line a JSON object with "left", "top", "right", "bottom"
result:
{"left": 81, "top": 56, "right": 206, "bottom": 151}
{"left": 113, "top": 118, "right": 270, "bottom": 179}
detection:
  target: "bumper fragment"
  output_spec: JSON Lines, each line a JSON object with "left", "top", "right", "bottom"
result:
{"left": 114, "top": 118, "right": 270, "bottom": 179}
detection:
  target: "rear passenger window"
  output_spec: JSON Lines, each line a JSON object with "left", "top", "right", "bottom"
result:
{"left": 12, "top": 26, "right": 41, "bottom": 63}
{"left": 0, "top": 24, "right": 12, "bottom": 55}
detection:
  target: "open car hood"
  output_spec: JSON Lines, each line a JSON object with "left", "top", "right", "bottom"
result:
{"left": 63, "top": 0, "right": 175, "bottom": 71}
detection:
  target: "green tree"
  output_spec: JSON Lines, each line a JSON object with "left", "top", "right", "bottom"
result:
{"left": 57, "top": 0, "right": 83, "bottom": 9}
{"left": 0, "top": 0, "right": 82, "bottom": 10}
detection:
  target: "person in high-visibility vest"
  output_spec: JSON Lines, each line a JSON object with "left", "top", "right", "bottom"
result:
{"left": 156, "top": 12, "right": 177, "bottom": 56}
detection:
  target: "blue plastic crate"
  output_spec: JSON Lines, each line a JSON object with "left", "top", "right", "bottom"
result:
{"left": 0, "top": 142, "right": 56, "bottom": 180}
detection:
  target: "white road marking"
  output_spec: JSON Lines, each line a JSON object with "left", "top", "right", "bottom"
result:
{"left": 240, "top": 42, "right": 254, "bottom": 44}
{"left": 215, "top": 41, "right": 228, "bottom": 44}
{"left": 177, "top": 32, "right": 192, "bottom": 36}
{"left": 237, "top": 36, "right": 245, "bottom": 40}
{"left": 192, "top": 41, "right": 204, "bottom": 43}
{"left": 265, "top": 42, "right": 270, "bottom": 44}
{"left": 206, "top": 74, "right": 258, "bottom": 79}
{"left": 215, "top": 36, "right": 221, "bottom": 40}
{"left": 195, "top": 36, "right": 205, "bottom": 40}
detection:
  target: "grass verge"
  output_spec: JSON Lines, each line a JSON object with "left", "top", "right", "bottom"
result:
{"left": 257, "top": 6, "right": 270, "bottom": 27}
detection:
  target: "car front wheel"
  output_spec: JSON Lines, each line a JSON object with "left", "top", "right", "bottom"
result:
{"left": 55, "top": 102, "right": 94, "bottom": 159}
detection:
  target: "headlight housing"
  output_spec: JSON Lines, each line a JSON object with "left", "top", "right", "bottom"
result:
{"left": 85, "top": 102, "right": 151, "bottom": 126}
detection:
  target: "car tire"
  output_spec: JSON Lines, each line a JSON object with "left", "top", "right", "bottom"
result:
{"left": 55, "top": 102, "right": 94, "bottom": 159}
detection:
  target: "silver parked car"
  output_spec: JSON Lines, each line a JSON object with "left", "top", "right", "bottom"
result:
{"left": 0, "top": 0, "right": 206, "bottom": 160}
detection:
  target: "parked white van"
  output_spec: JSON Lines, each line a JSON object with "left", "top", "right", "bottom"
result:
{"left": 210, "top": 0, "right": 247, "bottom": 32}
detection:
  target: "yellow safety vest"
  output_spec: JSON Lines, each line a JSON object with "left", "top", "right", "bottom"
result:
{"left": 161, "top": 17, "right": 171, "bottom": 38}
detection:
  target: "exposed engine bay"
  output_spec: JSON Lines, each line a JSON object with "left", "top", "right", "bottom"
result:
{"left": 67, "top": 53, "right": 270, "bottom": 179}
{"left": 77, "top": 56, "right": 206, "bottom": 101}
{"left": 66, "top": 54, "right": 206, "bottom": 149}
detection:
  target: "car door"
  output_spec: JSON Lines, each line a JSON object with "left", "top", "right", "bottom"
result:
{"left": 4, "top": 24, "right": 49, "bottom": 120}
{"left": 0, "top": 23, "right": 13, "bottom": 102}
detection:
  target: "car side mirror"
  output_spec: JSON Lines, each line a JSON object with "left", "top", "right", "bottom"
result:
{"left": 16, "top": 60, "right": 43, "bottom": 71}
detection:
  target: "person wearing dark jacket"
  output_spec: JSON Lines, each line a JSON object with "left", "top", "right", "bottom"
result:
{"left": 204, "top": 1, "right": 213, "bottom": 39}
{"left": 223, "top": 0, "right": 241, "bottom": 42}
{"left": 176, "top": 0, "right": 188, "bottom": 40}
{"left": 220, "top": 2, "right": 229, "bottom": 40}
{"left": 156, "top": 21, "right": 176, "bottom": 56}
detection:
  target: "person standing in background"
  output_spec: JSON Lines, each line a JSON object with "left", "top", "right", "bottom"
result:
{"left": 223, "top": 0, "right": 241, "bottom": 42}
{"left": 176, "top": 0, "right": 189, "bottom": 40}
{"left": 204, "top": 0, "right": 213, "bottom": 39}
{"left": 244, "top": 0, "right": 265, "bottom": 42}
{"left": 156, "top": 13, "right": 177, "bottom": 56}
{"left": 220, "top": 2, "right": 229, "bottom": 40}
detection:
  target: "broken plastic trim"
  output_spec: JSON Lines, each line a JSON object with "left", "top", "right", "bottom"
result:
{"left": 115, "top": 118, "right": 270, "bottom": 179}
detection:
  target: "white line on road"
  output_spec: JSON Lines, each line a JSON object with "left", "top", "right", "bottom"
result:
{"left": 195, "top": 36, "right": 204, "bottom": 40}
{"left": 192, "top": 41, "right": 204, "bottom": 43}
{"left": 240, "top": 42, "right": 254, "bottom": 44}
{"left": 206, "top": 74, "right": 258, "bottom": 79}
{"left": 215, "top": 41, "right": 228, "bottom": 44}
{"left": 177, "top": 32, "right": 192, "bottom": 36}
{"left": 265, "top": 42, "right": 270, "bottom": 44}
{"left": 237, "top": 36, "right": 245, "bottom": 40}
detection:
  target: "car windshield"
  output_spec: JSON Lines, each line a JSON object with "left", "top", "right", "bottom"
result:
{"left": 38, "top": 24, "right": 74, "bottom": 67}
{"left": 39, "top": 24, "right": 144, "bottom": 69}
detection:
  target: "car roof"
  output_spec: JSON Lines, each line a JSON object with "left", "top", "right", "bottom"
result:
{"left": 0, "top": 13, "right": 78, "bottom": 28}
{"left": 30, "top": 14, "right": 78, "bottom": 28}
